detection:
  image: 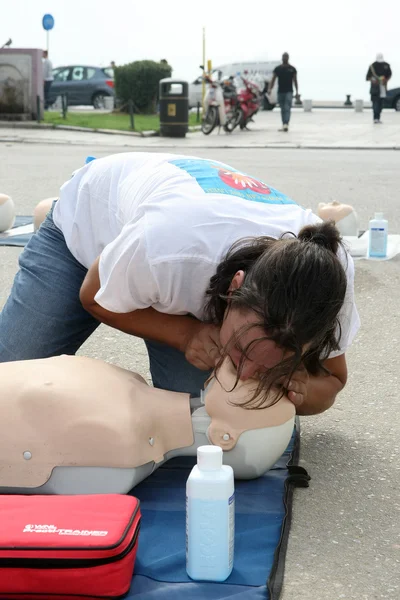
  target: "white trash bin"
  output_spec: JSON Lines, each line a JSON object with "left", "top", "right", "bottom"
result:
{"left": 303, "top": 99, "right": 312, "bottom": 112}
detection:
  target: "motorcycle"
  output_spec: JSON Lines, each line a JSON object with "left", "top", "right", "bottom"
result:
{"left": 234, "top": 76, "right": 262, "bottom": 130}
{"left": 200, "top": 70, "right": 241, "bottom": 135}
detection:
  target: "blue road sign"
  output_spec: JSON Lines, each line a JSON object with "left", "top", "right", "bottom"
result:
{"left": 42, "top": 14, "right": 55, "bottom": 31}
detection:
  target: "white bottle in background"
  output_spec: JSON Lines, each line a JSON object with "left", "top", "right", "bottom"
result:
{"left": 368, "top": 212, "right": 388, "bottom": 258}
{"left": 186, "top": 445, "right": 235, "bottom": 582}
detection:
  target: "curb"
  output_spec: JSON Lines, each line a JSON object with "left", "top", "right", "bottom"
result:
{"left": 0, "top": 136, "right": 398, "bottom": 151}
{"left": 0, "top": 121, "right": 201, "bottom": 137}
{"left": 0, "top": 121, "right": 155, "bottom": 138}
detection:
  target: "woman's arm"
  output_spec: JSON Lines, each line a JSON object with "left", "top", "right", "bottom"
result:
{"left": 287, "top": 354, "right": 348, "bottom": 416}
{"left": 79, "top": 257, "right": 220, "bottom": 370}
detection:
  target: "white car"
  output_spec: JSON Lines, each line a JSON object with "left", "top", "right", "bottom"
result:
{"left": 189, "top": 61, "right": 279, "bottom": 109}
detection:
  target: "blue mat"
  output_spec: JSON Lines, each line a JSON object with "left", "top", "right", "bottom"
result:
{"left": 0, "top": 216, "right": 34, "bottom": 247}
{"left": 127, "top": 418, "right": 310, "bottom": 600}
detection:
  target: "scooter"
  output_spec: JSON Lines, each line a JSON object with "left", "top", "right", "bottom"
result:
{"left": 200, "top": 69, "right": 241, "bottom": 135}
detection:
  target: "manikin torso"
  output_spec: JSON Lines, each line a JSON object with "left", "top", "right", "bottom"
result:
{"left": 317, "top": 201, "right": 359, "bottom": 237}
{"left": 0, "top": 355, "right": 295, "bottom": 495}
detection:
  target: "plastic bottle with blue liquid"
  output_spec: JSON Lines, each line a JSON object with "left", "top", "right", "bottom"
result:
{"left": 186, "top": 445, "right": 235, "bottom": 582}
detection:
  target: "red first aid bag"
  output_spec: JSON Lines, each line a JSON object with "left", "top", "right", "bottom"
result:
{"left": 0, "top": 494, "right": 141, "bottom": 600}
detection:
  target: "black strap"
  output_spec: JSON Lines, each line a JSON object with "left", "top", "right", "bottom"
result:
{"left": 267, "top": 417, "right": 311, "bottom": 600}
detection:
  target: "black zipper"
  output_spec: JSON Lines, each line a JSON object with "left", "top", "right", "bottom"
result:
{"left": 0, "top": 521, "right": 140, "bottom": 569}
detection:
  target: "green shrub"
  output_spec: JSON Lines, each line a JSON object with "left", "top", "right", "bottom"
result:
{"left": 115, "top": 60, "right": 172, "bottom": 114}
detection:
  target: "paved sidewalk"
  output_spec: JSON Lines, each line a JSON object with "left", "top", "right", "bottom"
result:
{"left": 1, "top": 109, "right": 399, "bottom": 149}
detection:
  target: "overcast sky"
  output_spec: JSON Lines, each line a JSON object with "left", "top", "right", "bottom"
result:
{"left": 2, "top": 0, "right": 398, "bottom": 100}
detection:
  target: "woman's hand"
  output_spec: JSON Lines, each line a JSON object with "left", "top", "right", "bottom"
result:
{"left": 286, "top": 370, "right": 309, "bottom": 409}
{"left": 184, "top": 322, "right": 222, "bottom": 370}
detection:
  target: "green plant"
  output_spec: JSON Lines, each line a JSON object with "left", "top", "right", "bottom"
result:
{"left": 0, "top": 80, "right": 24, "bottom": 114}
{"left": 115, "top": 60, "right": 172, "bottom": 114}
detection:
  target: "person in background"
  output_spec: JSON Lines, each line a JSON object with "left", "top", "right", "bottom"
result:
{"left": 110, "top": 61, "right": 116, "bottom": 69}
{"left": 268, "top": 53, "right": 298, "bottom": 132}
{"left": 42, "top": 50, "right": 54, "bottom": 110}
{"left": 366, "top": 53, "right": 392, "bottom": 124}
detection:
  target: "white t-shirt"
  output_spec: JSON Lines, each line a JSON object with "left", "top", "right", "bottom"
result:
{"left": 43, "top": 58, "right": 54, "bottom": 82}
{"left": 53, "top": 152, "right": 360, "bottom": 357}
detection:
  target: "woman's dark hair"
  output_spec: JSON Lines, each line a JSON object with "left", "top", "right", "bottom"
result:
{"left": 204, "top": 220, "right": 348, "bottom": 408}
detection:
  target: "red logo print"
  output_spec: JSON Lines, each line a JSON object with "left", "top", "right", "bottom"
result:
{"left": 217, "top": 168, "right": 271, "bottom": 195}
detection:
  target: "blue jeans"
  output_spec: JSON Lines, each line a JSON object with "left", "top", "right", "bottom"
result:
{"left": 0, "top": 204, "right": 210, "bottom": 395}
{"left": 278, "top": 92, "right": 293, "bottom": 125}
{"left": 372, "top": 97, "right": 383, "bottom": 121}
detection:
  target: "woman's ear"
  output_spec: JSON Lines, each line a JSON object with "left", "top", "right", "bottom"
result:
{"left": 228, "top": 270, "right": 245, "bottom": 293}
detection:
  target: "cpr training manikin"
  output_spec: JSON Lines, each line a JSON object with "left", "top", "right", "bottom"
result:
{"left": 0, "top": 355, "right": 295, "bottom": 495}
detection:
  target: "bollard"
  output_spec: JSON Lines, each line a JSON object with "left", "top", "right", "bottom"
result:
{"left": 36, "top": 95, "right": 42, "bottom": 123}
{"left": 295, "top": 94, "right": 302, "bottom": 106}
{"left": 303, "top": 99, "right": 312, "bottom": 112}
{"left": 61, "top": 93, "right": 68, "bottom": 119}
{"left": 54, "top": 96, "right": 62, "bottom": 111}
{"left": 196, "top": 101, "right": 201, "bottom": 123}
{"left": 344, "top": 94, "right": 353, "bottom": 106}
{"left": 104, "top": 96, "right": 114, "bottom": 111}
{"left": 355, "top": 99, "right": 363, "bottom": 112}
{"left": 128, "top": 99, "right": 135, "bottom": 130}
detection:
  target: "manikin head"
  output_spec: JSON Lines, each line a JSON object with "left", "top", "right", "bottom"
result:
{"left": 205, "top": 221, "right": 347, "bottom": 407}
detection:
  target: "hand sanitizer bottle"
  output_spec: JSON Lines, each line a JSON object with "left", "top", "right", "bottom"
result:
{"left": 186, "top": 445, "right": 235, "bottom": 582}
{"left": 368, "top": 212, "right": 388, "bottom": 258}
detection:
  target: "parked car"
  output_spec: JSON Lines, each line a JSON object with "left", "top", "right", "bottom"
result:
{"left": 48, "top": 65, "right": 114, "bottom": 109}
{"left": 383, "top": 87, "right": 400, "bottom": 111}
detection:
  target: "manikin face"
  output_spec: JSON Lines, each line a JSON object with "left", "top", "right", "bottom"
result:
{"left": 220, "top": 308, "right": 286, "bottom": 381}
{"left": 219, "top": 271, "right": 289, "bottom": 381}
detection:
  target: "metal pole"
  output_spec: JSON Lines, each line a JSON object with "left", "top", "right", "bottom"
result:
{"left": 62, "top": 93, "right": 68, "bottom": 119}
{"left": 36, "top": 95, "right": 41, "bottom": 123}
{"left": 128, "top": 99, "right": 135, "bottom": 130}
{"left": 47, "top": 30, "right": 49, "bottom": 54}
{"left": 202, "top": 27, "right": 206, "bottom": 111}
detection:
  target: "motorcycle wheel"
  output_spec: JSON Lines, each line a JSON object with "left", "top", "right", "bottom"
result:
{"left": 223, "top": 108, "right": 242, "bottom": 133}
{"left": 239, "top": 113, "right": 248, "bottom": 130}
{"left": 201, "top": 106, "right": 218, "bottom": 135}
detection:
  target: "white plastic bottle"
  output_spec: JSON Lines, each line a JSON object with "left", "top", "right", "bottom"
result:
{"left": 186, "top": 445, "right": 235, "bottom": 582}
{"left": 368, "top": 212, "right": 388, "bottom": 258}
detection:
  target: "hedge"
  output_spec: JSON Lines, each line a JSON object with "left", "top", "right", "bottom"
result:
{"left": 115, "top": 60, "right": 172, "bottom": 114}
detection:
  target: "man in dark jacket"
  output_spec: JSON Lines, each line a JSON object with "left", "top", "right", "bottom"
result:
{"left": 366, "top": 53, "right": 392, "bottom": 124}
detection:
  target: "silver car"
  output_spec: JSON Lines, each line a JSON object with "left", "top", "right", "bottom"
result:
{"left": 48, "top": 65, "right": 115, "bottom": 109}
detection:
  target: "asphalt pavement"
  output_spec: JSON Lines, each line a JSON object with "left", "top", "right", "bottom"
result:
{"left": 0, "top": 127, "right": 399, "bottom": 599}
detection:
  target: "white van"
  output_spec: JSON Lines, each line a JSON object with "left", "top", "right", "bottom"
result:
{"left": 188, "top": 60, "right": 280, "bottom": 109}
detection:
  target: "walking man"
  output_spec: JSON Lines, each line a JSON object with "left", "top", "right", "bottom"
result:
{"left": 366, "top": 53, "right": 392, "bottom": 124}
{"left": 268, "top": 53, "right": 298, "bottom": 132}
{"left": 42, "top": 50, "right": 54, "bottom": 110}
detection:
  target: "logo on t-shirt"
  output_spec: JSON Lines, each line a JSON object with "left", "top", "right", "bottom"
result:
{"left": 170, "top": 159, "right": 296, "bottom": 205}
